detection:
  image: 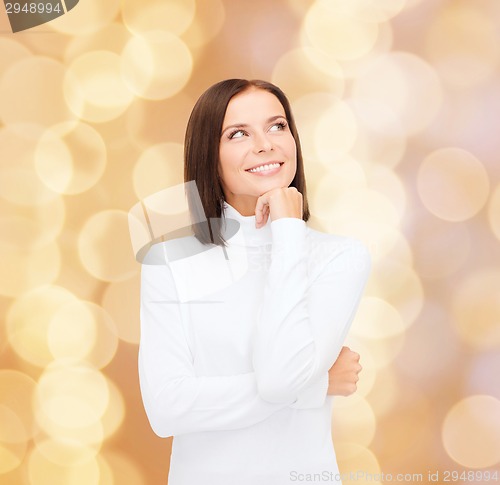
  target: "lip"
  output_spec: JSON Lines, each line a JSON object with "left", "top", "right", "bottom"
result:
{"left": 245, "top": 161, "right": 284, "bottom": 174}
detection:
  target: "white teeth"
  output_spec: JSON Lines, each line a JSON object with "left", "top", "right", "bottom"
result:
{"left": 247, "top": 163, "right": 281, "bottom": 173}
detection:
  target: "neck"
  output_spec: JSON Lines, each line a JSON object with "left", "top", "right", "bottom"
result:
{"left": 223, "top": 195, "right": 258, "bottom": 216}
{"left": 222, "top": 201, "right": 272, "bottom": 246}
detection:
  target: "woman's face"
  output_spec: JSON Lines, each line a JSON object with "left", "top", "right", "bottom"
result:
{"left": 218, "top": 88, "right": 297, "bottom": 216}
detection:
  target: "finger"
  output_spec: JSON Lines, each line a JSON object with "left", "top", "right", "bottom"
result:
{"left": 259, "top": 205, "right": 270, "bottom": 228}
{"left": 263, "top": 204, "right": 270, "bottom": 227}
{"left": 255, "top": 194, "right": 270, "bottom": 227}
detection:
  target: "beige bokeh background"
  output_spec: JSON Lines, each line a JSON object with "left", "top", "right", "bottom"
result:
{"left": 1, "top": 0, "right": 500, "bottom": 483}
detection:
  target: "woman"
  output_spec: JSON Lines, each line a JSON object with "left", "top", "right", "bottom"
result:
{"left": 138, "top": 79, "right": 371, "bottom": 484}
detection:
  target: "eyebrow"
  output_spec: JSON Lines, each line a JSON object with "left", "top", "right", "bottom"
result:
{"left": 220, "top": 115, "right": 287, "bottom": 136}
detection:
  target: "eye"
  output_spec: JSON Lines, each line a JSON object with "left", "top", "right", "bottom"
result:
{"left": 228, "top": 129, "right": 246, "bottom": 139}
{"left": 269, "top": 120, "right": 288, "bottom": 132}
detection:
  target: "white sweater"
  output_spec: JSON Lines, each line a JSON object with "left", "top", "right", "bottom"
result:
{"left": 138, "top": 201, "right": 371, "bottom": 485}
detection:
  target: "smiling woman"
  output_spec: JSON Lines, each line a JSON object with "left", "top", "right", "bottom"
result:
{"left": 137, "top": 79, "right": 371, "bottom": 485}
{"left": 218, "top": 88, "right": 298, "bottom": 218}
{"left": 184, "top": 79, "right": 310, "bottom": 244}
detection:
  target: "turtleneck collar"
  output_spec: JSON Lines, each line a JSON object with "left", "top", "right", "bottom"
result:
{"left": 222, "top": 201, "right": 272, "bottom": 247}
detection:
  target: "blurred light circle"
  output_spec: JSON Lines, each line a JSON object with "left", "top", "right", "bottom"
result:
{"left": 82, "top": 303, "right": 119, "bottom": 370}
{"left": 373, "top": 383, "right": 432, "bottom": 463}
{"left": 99, "top": 378, "right": 126, "bottom": 441}
{"left": 28, "top": 446, "right": 100, "bottom": 485}
{"left": 316, "top": 186, "right": 407, "bottom": 263}
{"left": 47, "top": 0, "right": 120, "bottom": 35}
{"left": 488, "top": 184, "right": 500, "bottom": 242}
{"left": 34, "top": 438, "right": 98, "bottom": 467}
{"left": 0, "top": 196, "right": 66, "bottom": 251}
{"left": 358, "top": 333, "right": 405, "bottom": 370}
{"left": 314, "top": 100, "right": 358, "bottom": 162}
{"left": 332, "top": 396, "right": 376, "bottom": 447}
{"left": 78, "top": 210, "right": 138, "bottom": 282}
{"left": 351, "top": 297, "right": 405, "bottom": 338}
{"left": 96, "top": 454, "right": 113, "bottom": 485}
{"left": 335, "top": 442, "right": 381, "bottom": 479}
{"left": 335, "top": 20, "right": 394, "bottom": 80}
{"left": 0, "top": 125, "right": 59, "bottom": 206}
{"left": 47, "top": 300, "right": 97, "bottom": 362}
{"left": 442, "top": 395, "right": 500, "bottom": 468}
{"left": 364, "top": 366, "right": 399, "bottom": 418}
{"left": 451, "top": 269, "right": 500, "bottom": 350}
{"left": 0, "top": 377, "right": 32, "bottom": 473}
{"left": 352, "top": 52, "right": 443, "bottom": 135}
{"left": 0, "top": 38, "right": 32, "bottom": 79}
{"left": 325, "top": 188, "right": 401, "bottom": 228}
{"left": 366, "top": 165, "right": 407, "bottom": 220}
{"left": 125, "top": 92, "right": 194, "bottom": 150}
{"left": 0, "top": 215, "right": 42, "bottom": 253}
{"left": 121, "top": 31, "right": 193, "bottom": 100}
{"left": 35, "top": 122, "right": 107, "bottom": 195}
{"left": 54, "top": 233, "right": 107, "bottom": 301}
{"left": 366, "top": 260, "right": 424, "bottom": 326}
{"left": 349, "top": 98, "right": 401, "bottom": 136}
{"left": 101, "top": 451, "right": 146, "bottom": 485}
{"left": 412, "top": 216, "right": 471, "bottom": 279}
{"left": 395, "top": 301, "right": 461, "bottom": 390}
{"left": 34, "top": 374, "right": 122, "bottom": 448}
{"left": 302, "top": 2, "right": 379, "bottom": 61}
{"left": 121, "top": 0, "right": 195, "bottom": 36}
{"left": 64, "top": 51, "right": 135, "bottom": 123}
{"left": 333, "top": 222, "right": 411, "bottom": 265}
{"left": 0, "top": 370, "right": 37, "bottom": 443}
{"left": 35, "top": 421, "right": 104, "bottom": 452}
{"left": 467, "top": 352, "right": 500, "bottom": 401}
{"left": 417, "top": 148, "right": 490, "bottom": 222}
{"left": 0, "top": 405, "right": 27, "bottom": 447}
{"left": 312, "top": 156, "right": 367, "bottom": 216}
{"left": 6, "top": 286, "right": 78, "bottom": 367}
{"left": 0, "top": 431, "right": 26, "bottom": 474}
{"left": 404, "top": 0, "right": 426, "bottom": 8}
{"left": 102, "top": 275, "right": 140, "bottom": 344}
{"left": 292, "top": 93, "right": 357, "bottom": 166}
{"left": 0, "top": 57, "right": 76, "bottom": 127}
{"left": 292, "top": 92, "right": 340, "bottom": 161}
{"left": 272, "top": 48, "right": 345, "bottom": 101}
{"left": 132, "top": 142, "right": 184, "bottom": 200}
{"left": 182, "top": 0, "right": 225, "bottom": 50}
{"left": 35, "top": 363, "right": 109, "bottom": 429}
{"left": 65, "top": 23, "right": 130, "bottom": 61}
{"left": 426, "top": 6, "right": 500, "bottom": 88}
{"left": 335, "top": 0, "right": 406, "bottom": 23}
{"left": 0, "top": 238, "right": 60, "bottom": 298}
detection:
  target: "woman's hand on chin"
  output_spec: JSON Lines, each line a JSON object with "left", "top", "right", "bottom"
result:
{"left": 254, "top": 187, "right": 303, "bottom": 228}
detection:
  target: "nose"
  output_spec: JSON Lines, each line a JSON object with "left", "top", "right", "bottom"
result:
{"left": 253, "top": 131, "right": 273, "bottom": 153}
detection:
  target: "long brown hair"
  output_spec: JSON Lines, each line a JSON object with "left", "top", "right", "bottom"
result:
{"left": 184, "top": 79, "right": 310, "bottom": 246}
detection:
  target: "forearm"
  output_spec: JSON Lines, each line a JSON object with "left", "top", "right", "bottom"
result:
{"left": 139, "top": 357, "right": 291, "bottom": 437}
{"left": 252, "top": 219, "right": 371, "bottom": 408}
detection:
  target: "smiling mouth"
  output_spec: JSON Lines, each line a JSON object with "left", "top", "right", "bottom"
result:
{"left": 245, "top": 162, "right": 284, "bottom": 173}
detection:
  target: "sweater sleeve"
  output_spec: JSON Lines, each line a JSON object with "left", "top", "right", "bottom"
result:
{"left": 252, "top": 218, "right": 371, "bottom": 409}
{"left": 139, "top": 259, "right": 292, "bottom": 438}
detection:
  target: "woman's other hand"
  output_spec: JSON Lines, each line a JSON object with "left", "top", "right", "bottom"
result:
{"left": 255, "top": 187, "right": 302, "bottom": 228}
{"left": 327, "top": 346, "right": 362, "bottom": 397}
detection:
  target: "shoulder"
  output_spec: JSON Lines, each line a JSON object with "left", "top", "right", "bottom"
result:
{"left": 305, "top": 226, "right": 371, "bottom": 276}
